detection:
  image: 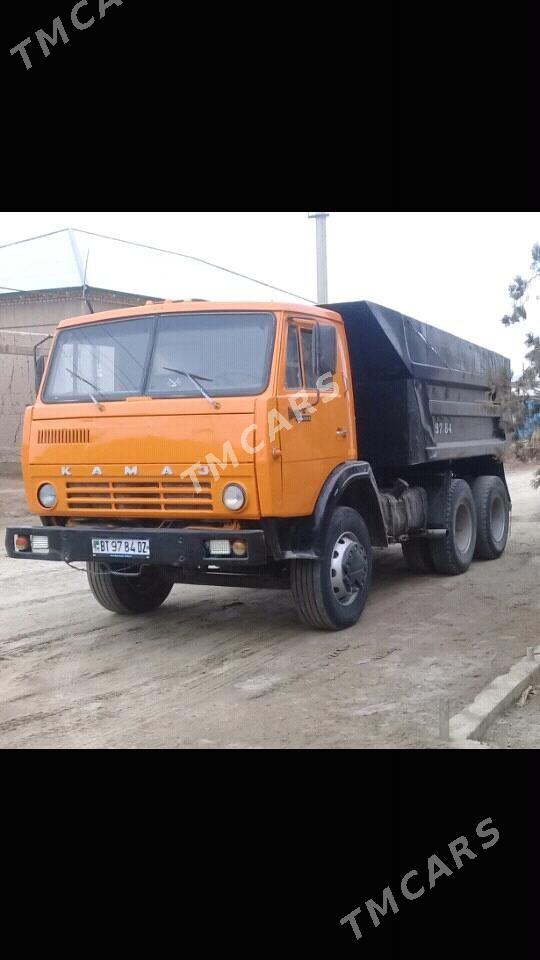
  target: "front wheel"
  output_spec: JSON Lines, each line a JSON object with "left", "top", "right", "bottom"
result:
{"left": 291, "top": 506, "right": 372, "bottom": 630}
{"left": 86, "top": 562, "right": 173, "bottom": 614}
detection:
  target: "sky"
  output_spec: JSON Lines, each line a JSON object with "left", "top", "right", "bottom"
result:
{"left": 0, "top": 211, "right": 538, "bottom": 377}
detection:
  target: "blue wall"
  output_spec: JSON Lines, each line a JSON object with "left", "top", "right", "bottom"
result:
{"left": 516, "top": 398, "right": 540, "bottom": 439}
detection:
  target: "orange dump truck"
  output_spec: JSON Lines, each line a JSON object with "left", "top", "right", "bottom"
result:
{"left": 5, "top": 300, "right": 511, "bottom": 630}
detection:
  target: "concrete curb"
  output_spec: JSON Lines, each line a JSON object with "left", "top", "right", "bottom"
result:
{"left": 449, "top": 646, "right": 540, "bottom": 741}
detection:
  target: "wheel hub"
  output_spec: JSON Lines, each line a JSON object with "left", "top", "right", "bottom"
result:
{"left": 454, "top": 502, "right": 473, "bottom": 553}
{"left": 490, "top": 494, "right": 505, "bottom": 542}
{"left": 330, "top": 532, "right": 368, "bottom": 606}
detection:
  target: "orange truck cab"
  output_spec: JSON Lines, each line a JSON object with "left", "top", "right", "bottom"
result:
{"left": 6, "top": 299, "right": 511, "bottom": 630}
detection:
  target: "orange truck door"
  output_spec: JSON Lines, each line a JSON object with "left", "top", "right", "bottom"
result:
{"left": 277, "top": 317, "right": 352, "bottom": 516}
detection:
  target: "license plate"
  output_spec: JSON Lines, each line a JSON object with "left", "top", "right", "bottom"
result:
{"left": 91, "top": 538, "right": 150, "bottom": 558}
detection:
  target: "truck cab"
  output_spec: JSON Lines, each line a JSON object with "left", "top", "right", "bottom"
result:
{"left": 19, "top": 300, "right": 354, "bottom": 520}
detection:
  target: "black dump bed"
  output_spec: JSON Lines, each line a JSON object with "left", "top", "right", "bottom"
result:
{"left": 325, "top": 301, "right": 510, "bottom": 471}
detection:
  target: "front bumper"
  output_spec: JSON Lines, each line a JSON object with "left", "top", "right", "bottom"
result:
{"left": 5, "top": 526, "right": 267, "bottom": 569}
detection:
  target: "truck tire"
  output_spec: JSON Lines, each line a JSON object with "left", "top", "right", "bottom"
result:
{"left": 428, "top": 479, "right": 477, "bottom": 575}
{"left": 291, "top": 507, "right": 372, "bottom": 630}
{"left": 472, "top": 475, "right": 510, "bottom": 560}
{"left": 86, "top": 562, "right": 173, "bottom": 614}
{"left": 402, "top": 538, "right": 435, "bottom": 573}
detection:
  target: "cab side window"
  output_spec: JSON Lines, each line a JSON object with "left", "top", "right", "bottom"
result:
{"left": 317, "top": 324, "right": 338, "bottom": 391}
{"left": 286, "top": 325, "right": 302, "bottom": 389}
{"left": 300, "top": 329, "right": 317, "bottom": 388}
{"left": 286, "top": 321, "right": 337, "bottom": 390}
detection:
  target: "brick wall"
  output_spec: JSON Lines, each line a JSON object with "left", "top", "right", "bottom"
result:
{"left": 0, "top": 330, "right": 42, "bottom": 466}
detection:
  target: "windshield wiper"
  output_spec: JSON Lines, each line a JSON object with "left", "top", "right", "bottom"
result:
{"left": 65, "top": 368, "right": 105, "bottom": 408}
{"left": 162, "top": 367, "right": 220, "bottom": 409}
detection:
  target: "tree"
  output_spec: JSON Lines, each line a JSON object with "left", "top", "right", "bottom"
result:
{"left": 501, "top": 242, "right": 540, "bottom": 488}
{"left": 501, "top": 242, "right": 540, "bottom": 388}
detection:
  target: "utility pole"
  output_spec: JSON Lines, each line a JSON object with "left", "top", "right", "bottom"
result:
{"left": 308, "top": 212, "right": 329, "bottom": 303}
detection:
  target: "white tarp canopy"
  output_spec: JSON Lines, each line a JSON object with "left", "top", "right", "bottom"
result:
{"left": 0, "top": 228, "right": 311, "bottom": 304}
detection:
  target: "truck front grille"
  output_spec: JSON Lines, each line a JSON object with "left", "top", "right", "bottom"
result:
{"left": 38, "top": 428, "right": 90, "bottom": 444}
{"left": 65, "top": 480, "right": 213, "bottom": 512}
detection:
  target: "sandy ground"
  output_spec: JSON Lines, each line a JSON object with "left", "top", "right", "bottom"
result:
{"left": 0, "top": 463, "right": 538, "bottom": 749}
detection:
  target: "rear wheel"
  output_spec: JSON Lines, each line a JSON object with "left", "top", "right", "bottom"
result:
{"left": 428, "top": 479, "right": 477, "bottom": 575}
{"left": 402, "top": 538, "right": 435, "bottom": 573}
{"left": 291, "top": 506, "right": 372, "bottom": 630}
{"left": 86, "top": 562, "right": 173, "bottom": 614}
{"left": 472, "top": 475, "right": 510, "bottom": 560}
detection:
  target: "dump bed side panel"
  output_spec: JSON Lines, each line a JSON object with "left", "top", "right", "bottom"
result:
{"left": 324, "top": 301, "right": 510, "bottom": 470}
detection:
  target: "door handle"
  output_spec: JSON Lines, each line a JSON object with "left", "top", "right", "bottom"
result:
{"left": 336, "top": 428, "right": 348, "bottom": 438}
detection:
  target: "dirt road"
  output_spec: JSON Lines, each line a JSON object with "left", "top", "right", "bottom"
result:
{"left": 0, "top": 464, "right": 538, "bottom": 748}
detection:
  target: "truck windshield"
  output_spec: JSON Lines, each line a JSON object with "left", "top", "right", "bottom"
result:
{"left": 43, "top": 312, "right": 276, "bottom": 403}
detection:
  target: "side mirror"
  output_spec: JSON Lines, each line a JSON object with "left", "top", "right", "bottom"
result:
{"left": 318, "top": 324, "right": 337, "bottom": 377}
{"left": 33, "top": 335, "right": 52, "bottom": 395}
{"left": 35, "top": 355, "right": 46, "bottom": 393}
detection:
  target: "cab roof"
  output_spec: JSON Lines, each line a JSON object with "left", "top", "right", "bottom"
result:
{"left": 56, "top": 300, "right": 343, "bottom": 329}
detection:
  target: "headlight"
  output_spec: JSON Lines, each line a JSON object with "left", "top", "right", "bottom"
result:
{"left": 222, "top": 483, "right": 246, "bottom": 511}
{"left": 38, "top": 483, "right": 57, "bottom": 509}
